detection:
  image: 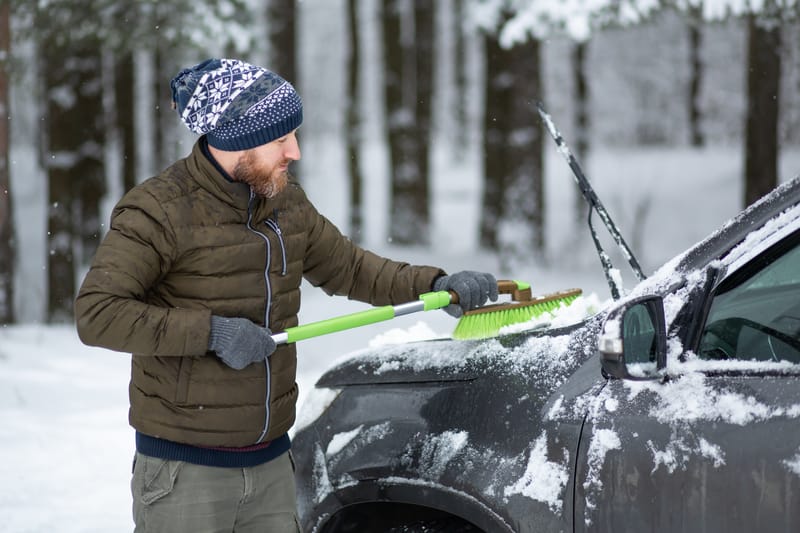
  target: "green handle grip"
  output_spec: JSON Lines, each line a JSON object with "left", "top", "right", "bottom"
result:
{"left": 420, "top": 290, "right": 452, "bottom": 310}
{"left": 283, "top": 305, "right": 397, "bottom": 343}
{"left": 278, "top": 290, "right": 453, "bottom": 344}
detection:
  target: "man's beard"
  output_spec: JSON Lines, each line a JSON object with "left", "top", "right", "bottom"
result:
{"left": 232, "top": 153, "right": 290, "bottom": 198}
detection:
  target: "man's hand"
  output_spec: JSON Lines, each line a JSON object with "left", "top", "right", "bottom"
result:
{"left": 433, "top": 271, "right": 498, "bottom": 318}
{"left": 208, "top": 316, "right": 277, "bottom": 370}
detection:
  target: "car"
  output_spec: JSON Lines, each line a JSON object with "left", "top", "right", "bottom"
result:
{"left": 292, "top": 173, "right": 800, "bottom": 533}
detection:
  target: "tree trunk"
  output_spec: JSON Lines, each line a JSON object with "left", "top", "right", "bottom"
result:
{"left": 744, "top": 11, "right": 781, "bottom": 207}
{"left": 688, "top": 5, "right": 705, "bottom": 147}
{"left": 0, "top": 0, "right": 14, "bottom": 324}
{"left": 115, "top": 51, "right": 137, "bottom": 192}
{"left": 267, "top": 0, "right": 298, "bottom": 181}
{"left": 382, "top": 0, "right": 432, "bottom": 245}
{"left": 480, "top": 34, "right": 511, "bottom": 250}
{"left": 153, "top": 47, "right": 168, "bottom": 173}
{"left": 413, "top": 1, "right": 433, "bottom": 242}
{"left": 481, "top": 34, "right": 545, "bottom": 254}
{"left": 453, "top": 0, "right": 469, "bottom": 152}
{"left": 267, "top": 0, "right": 297, "bottom": 85}
{"left": 507, "top": 38, "right": 545, "bottom": 254}
{"left": 346, "top": 0, "right": 364, "bottom": 242}
{"left": 572, "top": 41, "right": 590, "bottom": 226}
{"left": 42, "top": 41, "right": 106, "bottom": 322}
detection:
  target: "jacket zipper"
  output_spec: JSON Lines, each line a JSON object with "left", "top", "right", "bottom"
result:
{"left": 264, "top": 217, "right": 287, "bottom": 275}
{"left": 246, "top": 191, "right": 272, "bottom": 444}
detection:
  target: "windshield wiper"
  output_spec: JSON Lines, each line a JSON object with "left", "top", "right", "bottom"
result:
{"left": 537, "top": 102, "right": 646, "bottom": 300}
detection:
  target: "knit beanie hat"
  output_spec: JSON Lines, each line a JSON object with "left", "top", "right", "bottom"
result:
{"left": 170, "top": 58, "right": 303, "bottom": 151}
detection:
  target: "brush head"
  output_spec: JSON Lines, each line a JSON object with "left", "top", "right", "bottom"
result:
{"left": 451, "top": 288, "right": 582, "bottom": 340}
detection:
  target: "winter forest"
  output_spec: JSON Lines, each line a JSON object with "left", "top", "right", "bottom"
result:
{"left": 1, "top": 0, "right": 799, "bottom": 326}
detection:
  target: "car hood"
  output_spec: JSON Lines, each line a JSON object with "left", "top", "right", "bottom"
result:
{"left": 316, "top": 316, "right": 605, "bottom": 387}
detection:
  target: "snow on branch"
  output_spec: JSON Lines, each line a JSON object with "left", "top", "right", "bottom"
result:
{"left": 469, "top": 0, "right": 798, "bottom": 47}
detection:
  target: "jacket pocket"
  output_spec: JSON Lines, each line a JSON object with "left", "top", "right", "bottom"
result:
{"left": 174, "top": 357, "right": 193, "bottom": 404}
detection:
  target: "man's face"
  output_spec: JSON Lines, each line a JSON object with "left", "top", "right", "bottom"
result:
{"left": 232, "top": 130, "right": 301, "bottom": 198}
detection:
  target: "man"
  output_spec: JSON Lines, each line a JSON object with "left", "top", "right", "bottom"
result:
{"left": 75, "top": 58, "right": 497, "bottom": 533}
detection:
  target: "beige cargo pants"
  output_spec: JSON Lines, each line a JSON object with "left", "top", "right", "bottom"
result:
{"left": 131, "top": 450, "right": 301, "bottom": 533}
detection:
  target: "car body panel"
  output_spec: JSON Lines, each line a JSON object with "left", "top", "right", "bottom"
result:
{"left": 294, "top": 176, "right": 800, "bottom": 532}
{"left": 295, "top": 319, "right": 606, "bottom": 532}
{"left": 575, "top": 375, "right": 800, "bottom": 532}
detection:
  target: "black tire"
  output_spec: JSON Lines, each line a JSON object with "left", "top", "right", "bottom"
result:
{"left": 386, "top": 517, "right": 483, "bottom": 532}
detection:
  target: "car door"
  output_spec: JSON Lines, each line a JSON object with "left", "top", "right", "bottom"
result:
{"left": 574, "top": 221, "right": 800, "bottom": 532}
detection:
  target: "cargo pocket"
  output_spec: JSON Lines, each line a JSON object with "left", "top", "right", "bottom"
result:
{"left": 132, "top": 453, "right": 183, "bottom": 506}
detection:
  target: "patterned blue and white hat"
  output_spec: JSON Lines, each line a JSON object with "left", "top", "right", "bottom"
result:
{"left": 170, "top": 58, "right": 303, "bottom": 151}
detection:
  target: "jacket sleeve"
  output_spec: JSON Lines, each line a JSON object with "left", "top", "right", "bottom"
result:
{"left": 74, "top": 188, "right": 211, "bottom": 356}
{"left": 300, "top": 195, "right": 445, "bottom": 306}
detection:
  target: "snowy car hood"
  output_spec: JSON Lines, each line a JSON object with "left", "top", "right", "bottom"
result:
{"left": 315, "top": 292, "right": 608, "bottom": 386}
{"left": 316, "top": 317, "right": 603, "bottom": 387}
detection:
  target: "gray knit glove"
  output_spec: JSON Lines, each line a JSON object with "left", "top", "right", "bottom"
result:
{"left": 208, "top": 316, "right": 276, "bottom": 370}
{"left": 432, "top": 271, "right": 498, "bottom": 318}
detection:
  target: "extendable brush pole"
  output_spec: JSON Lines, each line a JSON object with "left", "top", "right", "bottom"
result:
{"left": 536, "top": 102, "right": 645, "bottom": 300}
{"left": 270, "top": 290, "right": 452, "bottom": 345}
{"left": 270, "top": 280, "right": 535, "bottom": 345}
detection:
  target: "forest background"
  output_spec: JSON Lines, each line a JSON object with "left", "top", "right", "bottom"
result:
{"left": 0, "top": 0, "right": 799, "bottom": 325}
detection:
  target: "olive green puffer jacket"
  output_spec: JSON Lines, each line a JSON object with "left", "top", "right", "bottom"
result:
{"left": 75, "top": 140, "right": 443, "bottom": 448}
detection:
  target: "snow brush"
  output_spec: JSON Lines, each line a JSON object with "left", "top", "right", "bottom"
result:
{"left": 450, "top": 286, "right": 583, "bottom": 340}
{"left": 269, "top": 280, "right": 581, "bottom": 344}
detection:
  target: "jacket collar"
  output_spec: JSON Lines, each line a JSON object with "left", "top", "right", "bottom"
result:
{"left": 186, "top": 137, "right": 251, "bottom": 209}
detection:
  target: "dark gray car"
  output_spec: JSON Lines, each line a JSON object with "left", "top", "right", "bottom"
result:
{"left": 293, "top": 176, "right": 800, "bottom": 532}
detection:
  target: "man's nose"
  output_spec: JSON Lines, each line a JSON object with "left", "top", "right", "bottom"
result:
{"left": 285, "top": 136, "right": 301, "bottom": 161}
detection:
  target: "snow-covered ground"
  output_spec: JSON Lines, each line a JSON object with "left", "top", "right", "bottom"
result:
{"left": 2, "top": 145, "right": 799, "bottom": 531}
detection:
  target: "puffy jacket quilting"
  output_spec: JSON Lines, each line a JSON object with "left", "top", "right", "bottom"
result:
{"left": 76, "top": 140, "right": 443, "bottom": 447}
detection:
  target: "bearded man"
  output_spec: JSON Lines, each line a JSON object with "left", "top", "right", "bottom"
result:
{"left": 75, "top": 58, "right": 497, "bottom": 533}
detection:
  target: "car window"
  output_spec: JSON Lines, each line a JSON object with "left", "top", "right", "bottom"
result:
{"left": 699, "top": 231, "right": 800, "bottom": 363}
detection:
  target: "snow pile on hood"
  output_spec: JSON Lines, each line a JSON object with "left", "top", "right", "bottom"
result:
{"left": 334, "top": 292, "right": 605, "bottom": 380}
{"left": 368, "top": 321, "right": 445, "bottom": 347}
{"left": 366, "top": 339, "right": 499, "bottom": 374}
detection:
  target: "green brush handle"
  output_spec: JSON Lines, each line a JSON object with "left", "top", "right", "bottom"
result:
{"left": 271, "top": 290, "right": 453, "bottom": 345}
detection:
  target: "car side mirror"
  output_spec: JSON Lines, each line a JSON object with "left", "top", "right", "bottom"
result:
{"left": 599, "top": 296, "right": 667, "bottom": 379}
